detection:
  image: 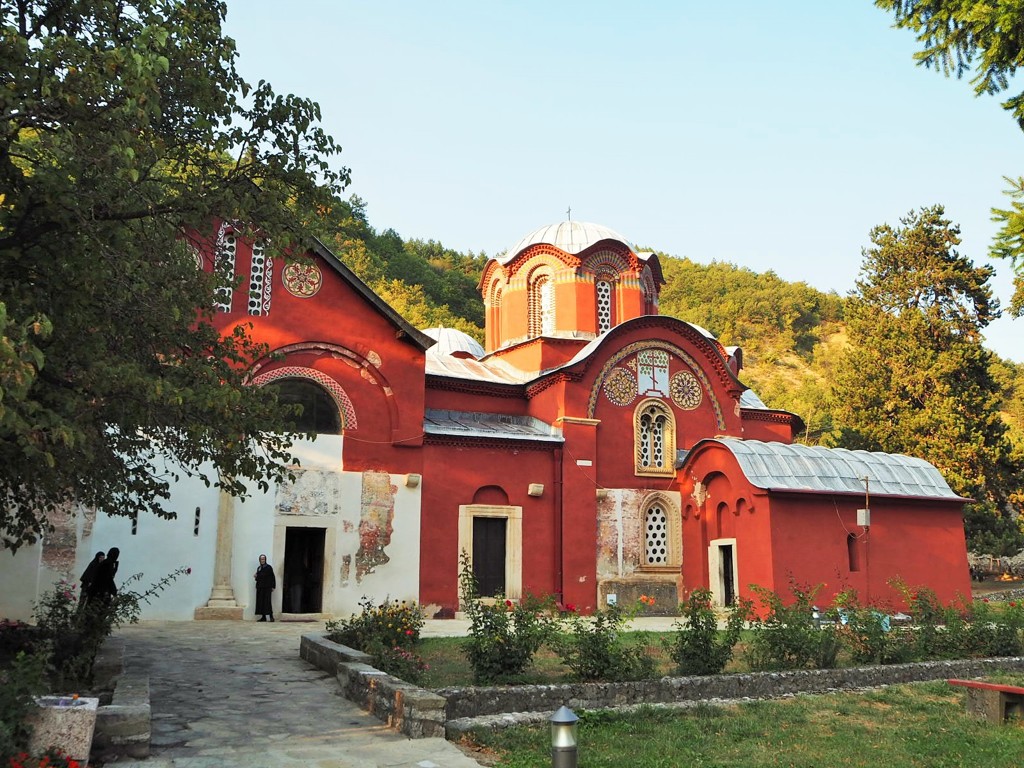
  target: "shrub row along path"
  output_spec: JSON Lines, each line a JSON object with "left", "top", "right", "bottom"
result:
{"left": 112, "top": 619, "right": 487, "bottom": 768}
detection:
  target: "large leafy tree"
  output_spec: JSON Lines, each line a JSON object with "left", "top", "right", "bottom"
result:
{"left": 876, "top": 0, "right": 1024, "bottom": 313}
{"left": 0, "top": 0, "right": 349, "bottom": 549}
{"left": 829, "top": 206, "right": 1024, "bottom": 553}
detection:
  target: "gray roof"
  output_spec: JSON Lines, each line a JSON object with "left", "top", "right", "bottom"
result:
{"left": 424, "top": 409, "right": 563, "bottom": 442}
{"left": 422, "top": 326, "right": 486, "bottom": 359}
{"left": 683, "top": 439, "right": 966, "bottom": 500}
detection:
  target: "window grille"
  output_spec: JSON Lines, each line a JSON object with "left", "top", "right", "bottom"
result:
{"left": 645, "top": 504, "right": 669, "bottom": 564}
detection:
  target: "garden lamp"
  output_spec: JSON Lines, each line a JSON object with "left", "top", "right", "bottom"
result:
{"left": 550, "top": 705, "right": 578, "bottom": 768}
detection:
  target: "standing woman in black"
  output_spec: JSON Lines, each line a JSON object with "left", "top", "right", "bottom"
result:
{"left": 88, "top": 547, "right": 120, "bottom": 604}
{"left": 78, "top": 551, "right": 105, "bottom": 605}
{"left": 254, "top": 554, "right": 276, "bottom": 622}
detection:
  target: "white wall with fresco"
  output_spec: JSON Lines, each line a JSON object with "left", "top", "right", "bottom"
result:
{"left": 0, "top": 435, "right": 423, "bottom": 621}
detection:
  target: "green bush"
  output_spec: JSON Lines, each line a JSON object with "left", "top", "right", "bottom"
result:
{"left": 556, "top": 603, "right": 656, "bottom": 682}
{"left": 968, "top": 598, "right": 1024, "bottom": 657}
{"left": 458, "top": 552, "right": 556, "bottom": 684}
{"left": 745, "top": 582, "right": 841, "bottom": 671}
{"left": 833, "top": 591, "right": 915, "bottom": 665}
{"left": 668, "top": 588, "right": 748, "bottom": 676}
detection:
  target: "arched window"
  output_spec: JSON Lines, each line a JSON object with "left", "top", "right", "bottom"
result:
{"left": 644, "top": 503, "right": 669, "bottom": 565}
{"left": 528, "top": 270, "right": 556, "bottom": 338}
{"left": 596, "top": 277, "right": 614, "bottom": 334}
{"left": 634, "top": 399, "right": 676, "bottom": 476}
{"left": 640, "top": 493, "right": 681, "bottom": 570}
{"left": 265, "top": 378, "right": 342, "bottom": 434}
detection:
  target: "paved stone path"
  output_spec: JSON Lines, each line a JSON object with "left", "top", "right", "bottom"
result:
{"left": 108, "top": 620, "right": 486, "bottom": 768}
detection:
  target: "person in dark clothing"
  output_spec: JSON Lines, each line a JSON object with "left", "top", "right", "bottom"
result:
{"left": 87, "top": 547, "right": 120, "bottom": 604}
{"left": 254, "top": 554, "right": 276, "bottom": 622}
{"left": 79, "top": 551, "right": 105, "bottom": 605}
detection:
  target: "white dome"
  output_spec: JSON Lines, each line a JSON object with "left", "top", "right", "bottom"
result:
{"left": 500, "top": 221, "right": 633, "bottom": 264}
{"left": 421, "top": 326, "right": 486, "bottom": 359}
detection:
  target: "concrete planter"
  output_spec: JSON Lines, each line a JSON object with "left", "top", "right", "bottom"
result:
{"left": 27, "top": 696, "right": 99, "bottom": 761}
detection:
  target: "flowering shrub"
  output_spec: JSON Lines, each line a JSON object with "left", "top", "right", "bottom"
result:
{"left": 325, "top": 596, "right": 424, "bottom": 651}
{"left": 325, "top": 596, "right": 428, "bottom": 682}
{"left": 458, "top": 552, "right": 557, "bottom": 684}
{"left": 7, "top": 748, "right": 81, "bottom": 768}
{"left": 668, "top": 588, "right": 749, "bottom": 676}
{"left": 555, "top": 600, "right": 656, "bottom": 682}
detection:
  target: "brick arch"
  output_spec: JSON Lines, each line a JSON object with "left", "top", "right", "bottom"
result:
{"left": 249, "top": 366, "right": 357, "bottom": 429}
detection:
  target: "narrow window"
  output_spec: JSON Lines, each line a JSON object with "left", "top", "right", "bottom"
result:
{"left": 130, "top": 512, "right": 138, "bottom": 536}
{"left": 193, "top": 506, "right": 201, "bottom": 536}
{"left": 596, "top": 278, "right": 613, "bottom": 333}
{"left": 848, "top": 533, "right": 861, "bottom": 572}
{"left": 529, "top": 274, "right": 556, "bottom": 337}
{"left": 644, "top": 504, "right": 668, "bottom": 565}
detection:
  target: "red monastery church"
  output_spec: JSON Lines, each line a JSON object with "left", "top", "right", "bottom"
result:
{"left": 0, "top": 221, "right": 973, "bottom": 621}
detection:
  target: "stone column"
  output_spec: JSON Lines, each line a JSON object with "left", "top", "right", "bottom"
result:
{"left": 194, "top": 487, "right": 244, "bottom": 620}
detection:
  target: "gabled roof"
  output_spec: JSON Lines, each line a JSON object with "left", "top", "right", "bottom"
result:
{"left": 680, "top": 438, "right": 968, "bottom": 501}
{"left": 310, "top": 237, "right": 435, "bottom": 352}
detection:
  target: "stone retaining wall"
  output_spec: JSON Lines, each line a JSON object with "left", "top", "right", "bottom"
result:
{"left": 300, "top": 633, "right": 1024, "bottom": 740}
{"left": 300, "top": 633, "right": 447, "bottom": 738}
{"left": 90, "top": 637, "right": 152, "bottom": 761}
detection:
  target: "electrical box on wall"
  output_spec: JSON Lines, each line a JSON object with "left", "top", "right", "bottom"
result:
{"left": 857, "top": 508, "right": 871, "bottom": 527}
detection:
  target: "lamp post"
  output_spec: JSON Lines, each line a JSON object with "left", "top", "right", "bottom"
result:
{"left": 550, "top": 705, "right": 578, "bottom": 768}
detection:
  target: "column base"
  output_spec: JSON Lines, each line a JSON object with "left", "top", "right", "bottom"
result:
{"left": 193, "top": 605, "right": 245, "bottom": 621}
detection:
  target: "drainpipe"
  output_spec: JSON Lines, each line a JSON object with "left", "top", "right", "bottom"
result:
{"left": 554, "top": 446, "right": 564, "bottom": 606}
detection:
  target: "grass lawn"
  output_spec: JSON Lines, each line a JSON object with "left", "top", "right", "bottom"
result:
{"left": 458, "top": 677, "right": 1024, "bottom": 767}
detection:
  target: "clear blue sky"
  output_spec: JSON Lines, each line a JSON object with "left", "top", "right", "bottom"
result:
{"left": 225, "top": 1, "right": 1024, "bottom": 362}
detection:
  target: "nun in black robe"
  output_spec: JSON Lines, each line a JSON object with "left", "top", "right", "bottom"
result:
{"left": 254, "top": 554, "right": 276, "bottom": 622}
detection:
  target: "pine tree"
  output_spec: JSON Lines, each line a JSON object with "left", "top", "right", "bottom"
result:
{"left": 830, "top": 206, "right": 1024, "bottom": 553}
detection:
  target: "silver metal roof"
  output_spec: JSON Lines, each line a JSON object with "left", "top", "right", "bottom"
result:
{"left": 739, "top": 389, "right": 769, "bottom": 410}
{"left": 500, "top": 221, "right": 633, "bottom": 264}
{"left": 424, "top": 409, "right": 563, "bottom": 442}
{"left": 689, "top": 438, "right": 965, "bottom": 500}
{"left": 421, "top": 326, "right": 486, "bottom": 359}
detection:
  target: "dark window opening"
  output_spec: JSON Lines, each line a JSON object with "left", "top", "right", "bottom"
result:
{"left": 848, "top": 533, "right": 861, "bottom": 572}
{"left": 266, "top": 378, "right": 341, "bottom": 434}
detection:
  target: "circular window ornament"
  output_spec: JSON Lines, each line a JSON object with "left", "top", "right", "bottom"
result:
{"left": 603, "top": 367, "right": 637, "bottom": 407}
{"left": 283, "top": 262, "right": 323, "bottom": 298}
{"left": 670, "top": 371, "right": 702, "bottom": 410}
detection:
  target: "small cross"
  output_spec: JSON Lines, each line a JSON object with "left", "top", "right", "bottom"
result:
{"left": 566, "top": 206, "right": 572, "bottom": 221}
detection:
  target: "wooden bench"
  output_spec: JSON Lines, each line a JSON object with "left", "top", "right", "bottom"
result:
{"left": 948, "top": 679, "right": 1024, "bottom": 723}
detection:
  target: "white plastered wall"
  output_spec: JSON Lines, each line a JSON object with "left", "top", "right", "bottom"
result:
{"left": 0, "top": 434, "right": 422, "bottom": 621}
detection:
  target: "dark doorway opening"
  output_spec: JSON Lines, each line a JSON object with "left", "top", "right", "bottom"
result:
{"left": 720, "top": 544, "right": 736, "bottom": 606}
{"left": 283, "top": 527, "right": 325, "bottom": 613}
{"left": 473, "top": 517, "right": 506, "bottom": 597}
